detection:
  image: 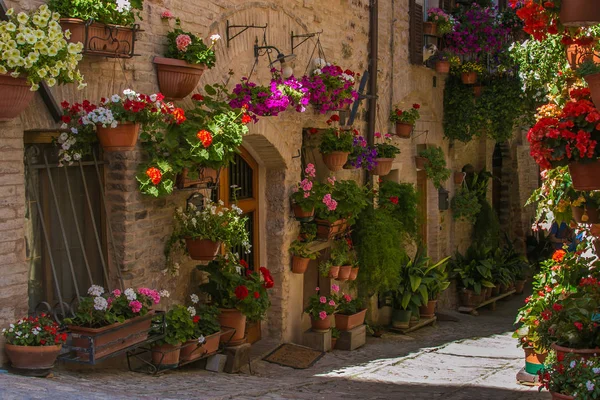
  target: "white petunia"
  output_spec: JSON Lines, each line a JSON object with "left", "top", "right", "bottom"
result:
{"left": 159, "top": 290, "right": 170, "bottom": 298}
{"left": 190, "top": 294, "right": 199, "bottom": 304}
{"left": 210, "top": 34, "right": 221, "bottom": 42}
{"left": 187, "top": 306, "right": 196, "bottom": 317}
{"left": 124, "top": 288, "right": 137, "bottom": 301}
{"left": 111, "top": 94, "right": 121, "bottom": 103}
{"left": 87, "top": 285, "right": 105, "bottom": 296}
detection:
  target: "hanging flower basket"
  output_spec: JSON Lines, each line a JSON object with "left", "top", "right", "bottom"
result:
{"left": 572, "top": 206, "right": 600, "bottom": 223}
{"left": 461, "top": 72, "right": 477, "bottom": 85}
{"left": 292, "top": 204, "right": 315, "bottom": 221}
{"left": 423, "top": 22, "right": 438, "bottom": 36}
{"left": 560, "top": 0, "right": 600, "bottom": 27}
{"left": 453, "top": 171, "right": 466, "bottom": 185}
{"left": 415, "top": 156, "right": 429, "bottom": 170}
{"left": 153, "top": 57, "right": 206, "bottom": 101}
{"left": 373, "top": 158, "right": 393, "bottom": 176}
{"left": 337, "top": 265, "right": 352, "bottom": 281}
{"left": 349, "top": 267, "right": 359, "bottom": 281}
{"left": 4, "top": 344, "right": 62, "bottom": 370}
{"left": 218, "top": 308, "right": 246, "bottom": 344}
{"left": 0, "top": 75, "right": 35, "bottom": 121}
{"left": 184, "top": 238, "right": 221, "bottom": 261}
{"left": 568, "top": 160, "right": 600, "bottom": 190}
{"left": 292, "top": 256, "right": 311, "bottom": 274}
{"left": 435, "top": 60, "right": 450, "bottom": 74}
{"left": 96, "top": 122, "right": 140, "bottom": 152}
{"left": 322, "top": 151, "right": 350, "bottom": 172}
{"left": 60, "top": 18, "right": 138, "bottom": 58}
{"left": 583, "top": 72, "right": 600, "bottom": 108}
{"left": 395, "top": 122, "right": 413, "bottom": 138}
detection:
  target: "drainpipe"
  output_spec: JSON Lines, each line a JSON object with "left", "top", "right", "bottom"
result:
{"left": 367, "top": 0, "right": 378, "bottom": 151}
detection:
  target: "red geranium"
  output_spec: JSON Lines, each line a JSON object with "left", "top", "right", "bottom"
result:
{"left": 193, "top": 315, "right": 200, "bottom": 323}
{"left": 389, "top": 196, "right": 399, "bottom": 205}
{"left": 241, "top": 114, "right": 252, "bottom": 124}
{"left": 259, "top": 267, "right": 274, "bottom": 289}
{"left": 191, "top": 94, "right": 204, "bottom": 101}
{"left": 196, "top": 130, "right": 213, "bottom": 148}
{"left": 146, "top": 167, "right": 162, "bottom": 185}
{"left": 552, "top": 249, "right": 566, "bottom": 263}
{"left": 253, "top": 291, "right": 260, "bottom": 299}
{"left": 234, "top": 285, "right": 249, "bottom": 300}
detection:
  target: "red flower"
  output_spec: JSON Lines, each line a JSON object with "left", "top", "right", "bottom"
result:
{"left": 172, "top": 108, "right": 186, "bottom": 124}
{"left": 309, "top": 128, "right": 319, "bottom": 135}
{"left": 191, "top": 94, "right": 204, "bottom": 101}
{"left": 235, "top": 285, "right": 249, "bottom": 300}
{"left": 40, "top": 339, "right": 46, "bottom": 345}
{"left": 412, "top": 103, "right": 421, "bottom": 109}
{"left": 241, "top": 114, "right": 252, "bottom": 124}
{"left": 61, "top": 115, "right": 71, "bottom": 124}
{"left": 389, "top": 196, "right": 399, "bottom": 205}
{"left": 196, "top": 130, "right": 213, "bottom": 148}
{"left": 253, "top": 291, "right": 260, "bottom": 299}
{"left": 60, "top": 101, "right": 70, "bottom": 109}
{"left": 193, "top": 315, "right": 200, "bottom": 323}
{"left": 541, "top": 309, "right": 552, "bottom": 321}
{"left": 240, "top": 259, "right": 249, "bottom": 269}
{"left": 552, "top": 249, "right": 566, "bottom": 263}
{"left": 552, "top": 303, "right": 563, "bottom": 312}
{"left": 146, "top": 167, "right": 162, "bottom": 185}
{"left": 574, "top": 321, "right": 584, "bottom": 331}
{"left": 259, "top": 267, "right": 274, "bottom": 289}
{"left": 330, "top": 114, "right": 340, "bottom": 122}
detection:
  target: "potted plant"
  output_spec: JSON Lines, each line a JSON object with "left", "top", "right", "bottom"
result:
{"left": 431, "top": 52, "right": 458, "bottom": 74}
{"left": 347, "top": 135, "right": 377, "bottom": 172}
{"left": 334, "top": 292, "right": 366, "bottom": 331}
{"left": 314, "top": 179, "right": 369, "bottom": 239}
{"left": 0, "top": 5, "right": 86, "bottom": 120}
{"left": 64, "top": 285, "right": 162, "bottom": 361}
{"left": 373, "top": 133, "right": 400, "bottom": 176}
{"left": 451, "top": 187, "right": 482, "bottom": 222}
{"left": 151, "top": 304, "right": 195, "bottom": 368}
{"left": 154, "top": 17, "right": 219, "bottom": 100}
{"left": 391, "top": 253, "right": 430, "bottom": 329}
{"left": 420, "top": 250, "right": 451, "bottom": 319}
{"left": 514, "top": 287, "right": 549, "bottom": 375}
{"left": 291, "top": 163, "right": 318, "bottom": 220}
{"left": 451, "top": 246, "right": 495, "bottom": 307}
{"left": 301, "top": 64, "right": 359, "bottom": 113}
{"left": 540, "top": 355, "right": 600, "bottom": 400}
{"left": 331, "top": 327, "right": 340, "bottom": 350}
{"left": 453, "top": 171, "right": 466, "bottom": 185}
{"left": 198, "top": 254, "right": 273, "bottom": 344}
{"left": 2, "top": 313, "right": 67, "bottom": 371}
{"left": 298, "top": 222, "right": 317, "bottom": 242}
{"left": 459, "top": 62, "right": 485, "bottom": 85}
{"left": 319, "top": 119, "right": 354, "bottom": 171}
{"left": 425, "top": 8, "right": 453, "bottom": 36}
{"left": 180, "top": 299, "right": 221, "bottom": 362}
{"left": 49, "top": 0, "right": 142, "bottom": 57}
{"left": 54, "top": 100, "right": 100, "bottom": 166}
{"left": 417, "top": 146, "right": 452, "bottom": 189}
{"left": 305, "top": 286, "right": 337, "bottom": 331}
{"left": 576, "top": 60, "right": 600, "bottom": 107}
{"left": 290, "top": 239, "right": 318, "bottom": 274}
{"left": 167, "top": 199, "right": 250, "bottom": 261}
{"left": 390, "top": 103, "right": 421, "bottom": 138}
{"left": 319, "top": 260, "right": 340, "bottom": 279}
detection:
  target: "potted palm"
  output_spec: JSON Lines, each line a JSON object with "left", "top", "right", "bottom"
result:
{"left": 390, "top": 104, "right": 421, "bottom": 138}
{"left": 290, "top": 239, "right": 318, "bottom": 274}
{"left": 154, "top": 17, "right": 219, "bottom": 100}
{"left": 305, "top": 286, "right": 337, "bottom": 331}
{"left": 151, "top": 305, "right": 195, "bottom": 368}
{"left": 2, "top": 314, "right": 67, "bottom": 371}
{"left": 333, "top": 292, "right": 366, "bottom": 331}
{"left": 391, "top": 254, "right": 429, "bottom": 329}
{"left": 373, "top": 134, "right": 400, "bottom": 176}
{"left": 291, "top": 163, "right": 318, "bottom": 220}
{"left": 319, "top": 125, "right": 354, "bottom": 172}
{"left": 180, "top": 300, "right": 221, "bottom": 362}
{"left": 417, "top": 146, "right": 452, "bottom": 189}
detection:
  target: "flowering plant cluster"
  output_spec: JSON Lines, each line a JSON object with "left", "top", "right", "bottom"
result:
{"left": 389, "top": 104, "right": 421, "bottom": 125}
{"left": 509, "top": 0, "right": 561, "bottom": 41}
{"left": 64, "top": 285, "right": 163, "bottom": 328}
{"left": 55, "top": 100, "right": 98, "bottom": 165}
{"left": 304, "top": 285, "right": 339, "bottom": 321}
{"left": 319, "top": 123, "right": 355, "bottom": 155}
{"left": 198, "top": 253, "right": 273, "bottom": 321}
{"left": 188, "top": 301, "right": 221, "bottom": 340}
{"left": 418, "top": 146, "right": 452, "bottom": 189}
{"left": 334, "top": 292, "right": 364, "bottom": 316}
{"left": 540, "top": 355, "right": 600, "bottom": 398}
{"left": 301, "top": 64, "right": 359, "bottom": 113}
{"left": 0, "top": 5, "right": 86, "bottom": 91}
{"left": 164, "top": 21, "right": 220, "bottom": 68}
{"left": 47, "top": 0, "right": 143, "bottom": 26}
{"left": 458, "top": 61, "right": 485, "bottom": 74}
{"left": 427, "top": 8, "right": 453, "bottom": 35}
{"left": 270, "top": 69, "right": 310, "bottom": 113}
{"left": 527, "top": 88, "right": 600, "bottom": 170}
{"left": 157, "top": 304, "right": 197, "bottom": 346}
{"left": 374, "top": 132, "right": 400, "bottom": 159}
{"left": 291, "top": 163, "right": 318, "bottom": 212}
{"left": 315, "top": 178, "right": 369, "bottom": 224}
{"left": 2, "top": 314, "right": 67, "bottom": 346}
{"left": 348, "top": 135, "right": 377, "bottom": 171}
{"left": 290, "top": 238, "right": 319, "bottom": 260}
{"left": 229, "top": 78, "right": 287, "bottom": 118}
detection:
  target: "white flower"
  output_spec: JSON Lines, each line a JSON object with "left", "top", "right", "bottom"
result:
{"left": 190, "top": 294, "right": 199, "bottom": 304}
{"left": 70, "top": 127, "right": 78, "bottom": 134}
{"left": 87, "top": 285, "right": 104, "bottom": 296}
{"left": 150, "top": 94, "right": 157, "bottom": 102}
{"left": 5, "top": 8, "right": 14, "bottom": 16}
{"left": 93, "top": 296, "right": 108, "bottom": 311}
{"left": 198, "top": 335, "right": 206, "bottom": 344}
{"left": 570, "top": 360, "right": 577, "bottom": 368}
{"left": 187, "top": 306, "right": 196, "bottom": 317}
{"left": 17, "top": 12, "right": 29, "bottom": 25}
{"left": 111, "top": 94, "right": 121, "bottom": 103}
{"left": 73, "top": 153, "right": 81, "bottom": 161}
{"left": 159, "top": 290, "right": 170, "bottom": 298}
{"left": 236, "top": 266, "right": 242, "bottom": 274}
{"left": 210, "top": 34, "right": 221, "bottom": 42}
{"left": 125, "top": 288, "right": 137, "bottom": 301}
{"left": 116, "top": 0, "right": 131, "bottom": 12}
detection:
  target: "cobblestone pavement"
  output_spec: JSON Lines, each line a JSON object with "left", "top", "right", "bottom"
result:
{"left": 0, "top": 293, "right": 550, "bottom": 400}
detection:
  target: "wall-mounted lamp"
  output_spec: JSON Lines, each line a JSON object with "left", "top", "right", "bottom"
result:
{"left": 254, "top": 42, "right": 296, "bottom": 78}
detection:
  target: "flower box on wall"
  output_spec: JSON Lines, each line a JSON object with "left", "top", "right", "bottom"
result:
{"left": 60, "top": 18, "right": 140, "bottom": 58}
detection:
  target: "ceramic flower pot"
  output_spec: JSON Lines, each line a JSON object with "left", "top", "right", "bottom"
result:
{"left": 292, "top": 256, "right": 311, "bottom": 274}
{"left": 151, "top": 343, "right": 181, "bottom": 367}
{"left": 569, "top": 160, "right": 600, "bottom": 191}
{"left": 96, "top": 122, "right": 140, "bottom": 152}
{"left": 60, "top": 18, "right": 136, "bottom": 58}
{"left": 0, "top": 75, "right": 35, "bottom": 121}
{"left": 560, "top": 0, "right": 600, "bottom": 27}
{"left": 311, "top": 315, "right": 331, "bottom": 331}
{"left": 454, "top": 171, "right": 466, "bottom": 185}
{"left": 292, "top": 204, "right": 315, "bottom": 220}
{"left": 524, "top": 347, "right": 547, "bottom": 375}
{"left": 423, "top": 22, "right": 437, "bottom": 36}
{"left": 391, "top": 309, "right": 412, "bottom": 329}
{"left": 4, "top": 344, "right": 62, "bottom": 370}
{"left": 514, "top": 279, "right": 526, "bottom": 295}
{"left": 335, "top": 309, "right": 367, "bottom": 331}
{"left": 373, "top": 158, "right": 393, "bottom": 176}
{"left": 395, "top": 122, "right": 413, "bottom": 138}
{"left": 550, "top": 392, "right": 574, "bottom": 400}
{"left": 322, "top": 151, "right": 350, "bottom": 172}
{"left": 218, "top": 308, "right": 246, "bottom": 344}
{"left": 184, "top": 238, "right": 221, "bottom": 261}
{"left": 179, "top": 331, "right": 221, "bottom": 362}
{"left": 415, "top": 156, "right": 429, "bottom": 170}
{"left": 336, "top": 265, "right": 352, "bottom": 281}
{"left": 418, "top": 300, "right": 437, "bottom": 319}
{"left": 435, "top": 60, "right": 450, "bottom": 74}
{"left": 153, "top": 57, "right": 207, "bottom": 101}
{"left": 349, "top": 267, "right": 359, "bottom": 281}
{"left": 459, "top": 289, "right": 484, "bottom": 308}
{"left": 328, "top": 265, "right": 340, "bottom": 279}
{"left": 572, "top": 206, "right": 600, "bottom": 223}
{"left": 461, "top": 72, "right": 477, "bottom": 85}
{"left": 583, "top": 72, "right": 600, "bottom": 108}
{"left": 551, "top": 343, "right": 600, "bottom": 361}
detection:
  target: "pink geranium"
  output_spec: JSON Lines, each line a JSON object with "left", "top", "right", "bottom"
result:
{"left": 305, "top": 163, "right": 316, "bottom": 178}
{"left": 331, "top": 284, "right": 340, "bottom": 293}
{"left": 319, "top": 296, "right": 327, "bottom": 304}
{"left": 112, "top": 289, "right": 121, "bottom": 296}
{"left": 319, "top": 311, "right": 328, "bottom": 320}
{"left": 329, "top": 300, "right": 336, "bottom": 306}
{"left": 176, "top": 34, "right": 192, "bottom": 52}
{"left": 129, "top": 300, "right": 142, "bottom": 313}
{"left": 160, "top": 10, "right": 175, "bottom": 19}
{"left": 343, "top": 294, "right": 352, "bottom": 302}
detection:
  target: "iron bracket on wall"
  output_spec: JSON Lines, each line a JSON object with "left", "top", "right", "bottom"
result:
{"left": 226, "top": 20, "right": 267, "bottom": 47}
{"left": 290, "top": 30, "right": 323, "bottom": 54}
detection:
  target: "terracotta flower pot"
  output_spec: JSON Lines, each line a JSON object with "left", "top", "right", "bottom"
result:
{"left": 418, "top": 300, "right": 437, "bottom": 319}
{"left": 565, "top": 40, "right": 600, "bottom": 69}
{"left": 551, "top": 392, "right": 574, "bottom": 400}
{"left": 349, "top": 267, "right": 359, "bottom": 281}
{"left": 524, "top": 347, "right": 547, "bottom": 375}
{"left": 415, "top": 156, "right": 429, "bottom": 170}
{"left": 292, "top": 256, "right": 311, "bottom": 274}
{"left": 473, "top": 85, "right": 483, "bottom": 98}
{"left": 292, "top": 204, "right": 315, "bottom": 220}
{"left": 460, "top": 289, "right": 484, "bottom": 308}
{"left": 69, "top": 312, "right": 154, "bottom": 361}
{"left": 373, "top": 158, "right": 393, "bottom": 176}
{"left": 409, "top": 315, "right": 420, "bottom": 327}
{"left": 151, "top": 343, "right": 181, "bottom": 367}
{"left": 4, "top": 344, "right": 62, "bottom": 370}
{"left": 337, "top": 265, "right": 352, "bottom": 281}
{"left": 0, "top": 75, "right": 35, "bottom": 121}
{"left": 311, "top": 316, "right": 331, "bottom": 331}
{"left": 454, "top": 171, "right": 466, "bottom": 185}
{"left": 569, "top": 161, "right": 600, "bottom": 191}
{"left": 315, "top": 219, "right": 346, "bottom": 240}
{"left": 552, "top": 343, "right": 600, "bottom": 361}
{"left": 423, "top": 22, "right": 437, "bottom": 36}
{"left": 395, "top": 122, "right": 413, "bottom": 138}
{"left": 484, "top": 287, "right": 493, "bottom": 300}
{"left": 218, "top": 308, "right": 247, "bottom": 344}
{"left": 461, "top": 72, "right": 477, "bottom": 85}
{"left": 514, "top": 279, "right": 526, "bottom": 295}
{"left": 322, "top": 151, "right": 350, "bottom": 172}
{"left": 96, "top": 122, "right": 140, "bottom": 152}
{"left": 328, "top": 265, "right": 340, "bottom": 279}
{"left": 560, "top": 0, "right": 600, "bottom": 27}
{"left": 331, "top": 338, "right": 337, "bottom": 350}
{"left": 435, "top": 60, "right": 450, "bottom": 74}
{"left": 583, "top": 72, "right": 600, "bottom": 109}
{"left": 335, "top": 309, "right": 367, "bottom": 331}
{"left": 179, "top": 331, "right": 221, "bottom": 362}
{"left": 185, "top": 238, "right": 221, "bottom": 260}
{"left": 60, "top": 18, "right": 135, "bottom": 58}
{"left": 153, "top": 57, "right": 207, "bottom": 101}
{"left": 245, "top": 320, "right": 262, "bottom": 345}
{"left": 391, "top": 309, "right": 412, "bottom": 329}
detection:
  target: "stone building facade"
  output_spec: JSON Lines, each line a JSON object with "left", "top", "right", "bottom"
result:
{"left": 0, "top": 0, "right": 538, "bottom": 363}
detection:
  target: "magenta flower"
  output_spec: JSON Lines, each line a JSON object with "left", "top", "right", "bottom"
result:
{"left": 176, "top": 34, "right": 192, "bottom": 52}
{"left": 331, "top": 284, "right": 340, "bottom": 293}
{"left": 112, "top": 289, "right": 121, "bottom": 296}
{"left": 319, "top": 296, "right": 327, "bottom": 304}
{"left": 318, "top": 311, "right": 328, "bottom": 320}
{"left": 129, "top": 300, "right": 142, "bottom": 313}
{"left": 305, "top": 163, "right": 316, "bottom": 178}
{"left": 329, "top": 300, "right": 336, "bottom": 306}
{"left": 315, "top": 287, "right": 320, "bottom": 291}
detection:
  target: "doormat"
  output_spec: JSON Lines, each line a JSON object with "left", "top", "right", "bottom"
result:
{"left": 263, "top": 343, "right": 324, "bottom": 369}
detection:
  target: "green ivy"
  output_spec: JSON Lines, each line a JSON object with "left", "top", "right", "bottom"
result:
{"left": 378, "top": 181, "right": 419, "bottom": 240}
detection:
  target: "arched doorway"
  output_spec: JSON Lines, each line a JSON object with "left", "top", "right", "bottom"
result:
{"left": 219, "top": 147, "right": 260, "bottom": 269}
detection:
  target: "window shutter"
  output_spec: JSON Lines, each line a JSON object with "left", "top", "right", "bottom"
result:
{"left": 409, "top": 0, "right": 424, "bottom": 65}
{"left": 441, "top": 0, "right": 453, "bottom": 11}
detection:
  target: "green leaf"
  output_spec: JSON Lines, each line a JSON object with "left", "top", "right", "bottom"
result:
{"left": 204, "top": 84, "right": 217, "bottom": 96}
